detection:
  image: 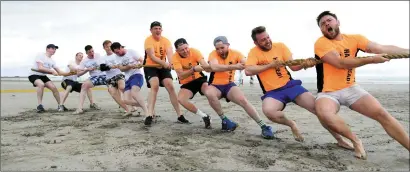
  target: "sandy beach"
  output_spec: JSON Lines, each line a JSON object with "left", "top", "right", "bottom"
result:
{"left": 1, "top": 80, "right": 409, "bottom": 171}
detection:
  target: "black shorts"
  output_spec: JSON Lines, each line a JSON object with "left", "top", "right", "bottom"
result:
{"left": 180, "top": 76, "right": 208, "bottom": 99}
{"left": 143, "top": 67, "right": 173, "bottom": 88}
{"left": 28, "top": 75, "right": 51, "bottom": 87}
{"left": 61, "top": 79, "right": 82, "bottom": 93}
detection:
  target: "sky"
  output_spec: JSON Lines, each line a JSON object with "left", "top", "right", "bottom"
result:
{"left": 1, "top": 1, "right": 409, "bottom": 81}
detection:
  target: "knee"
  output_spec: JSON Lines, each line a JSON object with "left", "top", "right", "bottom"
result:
{"left": 37, "top": 83, "right": 45, "bottom": 88}
{"left": 204, "top": 90, "right": 216, "bottom": 100}
{"left": 373, "top": 108, "right": 390, "bottom": 123}
{"left": 81, "top": 82, "right": 91, "bottom": 90}
{"left": 262, "top": 107, "right": 281, "bottom": 120}
{"left": 177, "top": 96, "right": 186, "bottom": 105}
{"left": 163, "top": 81, "right": 174, "bottom": 89}
{"left": 236, "top": 96, "right": 249, "bottom": 107}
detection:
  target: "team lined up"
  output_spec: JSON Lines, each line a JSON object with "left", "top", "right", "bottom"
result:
{"left": 28, "top": 11, "right": 409, "bottom": 160}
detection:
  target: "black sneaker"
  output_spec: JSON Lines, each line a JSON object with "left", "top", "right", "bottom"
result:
{"left": 203, "top": 116, "right": 211, "bottom": 129}
{"left": 62, "top": 105, "right": 69, "bottom": 111}
{"left": 144, "top": 116, "right": 153, "bottom": 126}
{"left": 36, "top": 104, "right": 45, "bottom": 113}
{"left": 177, "top": 115, "right": 190, "bottom": 124}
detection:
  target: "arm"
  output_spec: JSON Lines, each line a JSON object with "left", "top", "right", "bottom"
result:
{"left": 198, "top": 59, "right": 212, "bottom": 72}
{"left": 36, "top": 62, "right": 55, "bottom": 74}
{"left": 146, "top": 48, "right": 166, "bottom": 66}
{"left": 175, "top": 68, "right": 197, "bottom": 80}
{"left": 53, "top": 67, "right": 72, "bottom": 76}
{"left": 166, "top": 47, "right": 173, "bottom": 65}
{"left": 321, "top": 50, "right": 373, "bottom": 69}
{"left": 244, "top": 51, "right": 274, "bottom": 76}
{"left": 209, "top": 59, "right": 235, "bottom": 72}
{"left": 366, "top": 41, "right": 409, "bottom": 55}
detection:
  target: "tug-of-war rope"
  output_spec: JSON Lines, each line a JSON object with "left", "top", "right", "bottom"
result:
{"left": 32, "top": 54, "right": 409, "bottom": 76}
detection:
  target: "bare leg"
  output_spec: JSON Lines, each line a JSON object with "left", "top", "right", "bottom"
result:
{"left": 34, "top": 80, "right": 45, "bottom": 105}
{"left": 295, "top": 92, "right": 353, "bottom": 149}
{"left": 262, "top": 97, "right": 304, "bottom": 142}
{"left": 203, "top": 85, "right": 223, "bottom": 116}
{"left": 130, "top": 86, "right": 149, "bottom": 117}
{"left": 350, "top": 94, "right": 409, "bottom": 150}
{"left": 147, "top": 77, "right": 159, "bottom": 117}
{"left": 61, "top": 85, "right": 72, "bottom": 105}
{"left": 44, "top": 81, "right": 61, "bottom": 105}
{"left": 75, "top": 80, "right": 94, "bottom": 114}
{"left": 162, "top": 78, "right": 182, "bottom": 117}
{"left": 108, "top": 86, "right": 129, "bottom": 112}
{"left": 315, "top": 97, "right": 366, "bottom": 159}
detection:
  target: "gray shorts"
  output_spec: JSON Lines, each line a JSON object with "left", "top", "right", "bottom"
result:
{"left": 316, "top": 84, "right": 369, "bottom": 108}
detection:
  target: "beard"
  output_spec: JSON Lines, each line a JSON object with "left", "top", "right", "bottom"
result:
{"left": 324, "top": 26, "right": 340, "bottom": 39}
{"left": 256, "top": 42, "right": 272, "bottom": 51}
{"left": 219, "top": 52, "right": 229, "bottom": 59}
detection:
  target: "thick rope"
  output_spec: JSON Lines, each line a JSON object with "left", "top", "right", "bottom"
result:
{"left": 280, "top": 54, "right": 409, "bottom": 69}
{"left": 31, "top": 54, "right": 408, "bottom": 75}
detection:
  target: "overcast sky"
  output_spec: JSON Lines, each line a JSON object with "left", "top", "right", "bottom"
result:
{"left": 1, "top": 1, "right": 409, "bottom": 80}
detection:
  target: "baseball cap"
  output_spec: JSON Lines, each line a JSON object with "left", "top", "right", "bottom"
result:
{"left": 213, "top": 36, "right": 229, "bottom": 46}
{"left": 174, "top": 38, "right": 188, "bottom": 49}
{"left": 110, "top": 42, "right": 125, "bottom": 51}
{"left": 150, "top": 21, "right": 162, "bottom": 29}
{"left": 46, "top": 44, "right": 59, "bottom": 49}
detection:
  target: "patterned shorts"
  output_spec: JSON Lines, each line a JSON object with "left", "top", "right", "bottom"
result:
{"left": 89, "top": 75, "right": 107, "bottom": 86}
{"left": 106, "top": 74, "right": 125, "bottom": 88}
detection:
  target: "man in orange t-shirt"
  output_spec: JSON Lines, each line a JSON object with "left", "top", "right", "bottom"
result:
{"left": 205, "top": 36, "right": 274, "bottom": 139}
{"left": 172, "top": 38, "right": 212, "bottom": 128}
{"left": 245, "top": 26, "right": 348, "bottom": 145}
{"left": 143, "top": 21, "right": 186, "bottom": 125}
{"left": 314, "top": 11, "right": 409, "bottom": 159}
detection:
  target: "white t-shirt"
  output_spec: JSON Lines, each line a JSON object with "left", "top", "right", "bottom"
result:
{"left": 116, "top": 49, "right": 143, "bottom": 80}
{"left": 62, "top": 60, "right": 80, "bottom": 81}
{"left": 79, "top": 53, "right": 106, "bottom": 77}
{"left": 103, "top": 53, "right": 122, "bottom": 79}
{"left": 30, "top": 53, "right": 57, "bottom": 76}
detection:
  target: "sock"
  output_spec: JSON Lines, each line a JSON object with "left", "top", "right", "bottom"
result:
{"left": 257, "top": 120, "right": 266, "bottom": 128}
{"left": 195, "top": 109, "right": 208, "bottom": 117}
{"left": 219, "top": 114, "right": 227, "bottom": 120}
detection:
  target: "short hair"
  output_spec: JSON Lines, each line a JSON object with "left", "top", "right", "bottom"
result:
{"left": 85, "top": 45, "right": 93, "bottom": 52}
{"left": 251, "top": 26, "right": 266, "bottom": 41}
{"left": 316, "top": 11, "right": 338, "bottom": 26}
{"left": 102, "top": 40, "right": 112, "bottom": 47}
{"left": 174, "top": 38, "right": 188, "bottom": 49}
{"left": 75, "top": 52, "right": 82, "bottom": 56}
{"left": 150, "top": 21, "right": 162, "bottom": 29}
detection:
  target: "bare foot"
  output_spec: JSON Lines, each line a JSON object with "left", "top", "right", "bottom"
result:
{"left": 353, "top": 139, "right": 367, "bottom": 160}
{"left": 290, "top": 121, "right": 304, "bottom": 142}
{"left": 337, "top": 139, "right": 354, "bottom": 150}
{"left": 72, "top": 109, "right": 84, "bottom": 115}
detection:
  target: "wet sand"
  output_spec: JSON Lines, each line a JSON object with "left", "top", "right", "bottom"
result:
{"left": 1, "top": 80, "right": 409, "bottom": 171}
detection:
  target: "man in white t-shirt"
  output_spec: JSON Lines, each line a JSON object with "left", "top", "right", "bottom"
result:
{"left": 28, "top": 44, "right": 71, "bottom": 112}
{"left": 110, "top": 42, "right": 150, "bottom": 123}
{"left": 74, "top": 45, "right": 107, "bottom": 114}
{"left": 100, "top": 40, "right": 131, "bottom": 116}
{"left": 60, "top": 52, "right": 97, "bottom": 110}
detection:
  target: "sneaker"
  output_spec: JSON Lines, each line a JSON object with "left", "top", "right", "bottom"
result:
{"left": 177, "top": 115, "right": 190, "bottom": 124}
{"left": 36, "top": 104, "right": 45, "bottom": 113}
{"left": 202, "top": 116, "right": 211, "bottom": 129}
{"left": 144, "top": 116, "right": 153, "bottom": 126}
{"left": 62, "top": 105, "right": 68, "bottom": 111}
{"left": 58, "top": 105, "right": 64, "bottom": 112}
{"left": 221, "top": 118, "right": 238, "bottom": 131}
{"left": 90, "top": 103, "right": 101, "bottom": 110}
{"left": 261, "top": 125, "right": 275, "bottom": 139}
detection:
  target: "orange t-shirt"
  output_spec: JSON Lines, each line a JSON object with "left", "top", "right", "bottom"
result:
{"left": 208, "top": 49, "right": 244, "bottom": 85}
{"left": 314, "top": 34, "right": 370, "bottom": 92}
{"left": 143, "top": 35, "right": 172, "bottom": 65}
{"left": 171, "top": 48, "right": 206, "bottom": 85}
{"left": 246, "top": 43, "right": 293, "bottom": 93}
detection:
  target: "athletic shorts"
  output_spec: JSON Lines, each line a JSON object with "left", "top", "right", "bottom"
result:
{"left": 180, "top": 76, "right": 208, "bottom": 99}
{"left": 124, "top": 74, "right": 144, "bottom": 92}
{"left": 316, "top": 84, "right": 369, "bottom": 108}
{"left": 89, "top": 75, "right": 107, "bottom": 86}
{"left": 28, "top": 75, "right": 51, "bottom": 87}
{"left": 106, "top": 74, "right": 125, "bottom": 88}
{"left": 261, "top": 79, "right": 308, "bottom": 111}
{"left": 61, "top": 79, "right": 82, "bottom": 93}
{"left": 143, "top": 67, "right": 173, "bottom": 88}
{"left": 210, "top": 82, "right": 237, "bottom": 102}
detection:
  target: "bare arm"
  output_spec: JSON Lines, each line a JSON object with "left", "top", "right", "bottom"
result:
{"left": 287, "top": 55, "right": 305, "bottom": 71}
{"left": 147, "top": 48, "right": 166, "bottom": 66}
{"left": 244, "top": 63, "right": 273, "bottom": 76}
{"left": 322, "top": 50, "right": 374, "bottom": 69}
{"left": 209, "top": 59, "right": 236, "bottom": 72}
{"left": 166, "top": 47, "right": 173, "bottom": 65}
{"left": 198, "top": 59, "right": 212, "bottom": 72}
{"left": 175, "top": 68, "right": 196, "bottom": 80}
{"left": 36, "top": 62, "right": 56, "bottom": 74}
{"left": 366, "top": 41, "right": 409, "bottom": 55}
